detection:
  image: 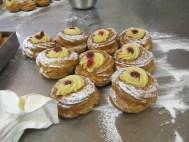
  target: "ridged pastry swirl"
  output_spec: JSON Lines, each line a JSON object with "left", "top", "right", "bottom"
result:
{"left": 36, "top": 47, "right": 78, "bottom": 79}
{"left": 87, "top": 28, "right": 119, "bottom": 55}
{"left": 119, "top": 27, "right": 153, "bottom": 50}
{"left": 5, "top": 0, "right": 22, "bottom": 12}
{"left": 114, "top": 43, "right": 154, "bottom": 73}
{"left": 21, "top": 0, "right": 36, "bottom": 11}
{"left": 55, "top": 75, "right": 85, "bottom": 96}
{"left": 22, "top": 31, "right": 54, "bottom": 59}
{"left": 119, "top": 66, "right": 149, "bottom": 88}
{"left": 55, "top": 27, "right": 88, "bottom": 53}
{"left": 75, "top": 50, "right": 114, "bottom": 86}
{"left": 110, "top": 67, "right": 158, "bottom": 113}
{"left": 118, "top": 43, "right": 140, "bottom": 61}
{"left": 36, "top": 0, "right": 50, "bottom": 7}
{"left": 51, "top": 75, "right": 100, "bottom": 118}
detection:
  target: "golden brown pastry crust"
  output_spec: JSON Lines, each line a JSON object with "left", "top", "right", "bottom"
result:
{"left": 6, "top": 1, "right": 22, "bottom": 12}
{"left": 55, "top": 30, "right": 88, "bottom": 53}
{"left": 35, "top": 0, "right": 50, "bottom": 7}
{"left": 21, "top": 0, "right": 36, "bottom": 11}
{"left": 114, "top": 44, "right": 155, "bottom": 73}
{"left": 119, "top": 27, "right": 153, "bottom": 50}
{"left": 36, "top": 49, "right": 79, "bottom": 79}
{"left": 87, "top": 28, "right": 119, "bottom": 55}
{"left": 51, "top": 76, "right": 100, "bottom": 118}
{"left": 22, "top": 36, "right": 54, "bottom": 59}
{"left": 75, "top": 50, "right": 114, "bottom": 86}
{"left": 110, "top": 69, "right": 158, "bottom": 113}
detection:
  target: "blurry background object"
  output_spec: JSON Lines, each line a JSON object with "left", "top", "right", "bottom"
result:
{"left": 68, "top": 0, "right": 97, "bottom": 10}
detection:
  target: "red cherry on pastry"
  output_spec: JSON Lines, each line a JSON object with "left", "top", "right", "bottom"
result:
{"left": 99, "top": 31, "right": 104, "bottom": 36}
{"left": 132, "top": 29, "right": 138, "bottom": 34}
{"left": 53, "top": 44, "right": 62, "bottom": 52}
{"left": 35, "top": 31, "right": 44, "bottom": 39}
{"left": 127, "top": 47, "right": 134, "bottom": 54}
{"left": 86, "top": 51, "right": 94, "bottom": 58}
{"left": 130, "top": 71, "right": 140, "bottom": 78}
{"left": 64, "top": 80, "right": 72, "bottom": 85}
{"left": 69, "top": 27, "right": 75, "bottom": 29}
{"left": 87, "top": 58, "right": 94, "bottom": 67}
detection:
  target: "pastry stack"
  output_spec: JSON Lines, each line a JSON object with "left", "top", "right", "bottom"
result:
{"left": 5, "top": 0, "right": 51, "bottom": 13}
{"left": 23, "top": 27, "right": 158, "bottom": 118}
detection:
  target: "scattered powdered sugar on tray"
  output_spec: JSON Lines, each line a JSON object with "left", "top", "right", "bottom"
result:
{"left": 154, "top": 38, "right": 189, "bottom": 53}
{"left": 151, "top": 32, "right": 175, "bottom": 40}
{"left": 174, "top": 131, "right": 184, "bottom": 142}
{"left": 153, "top": 36, "right": 189, "bottom": 124}
{"left": 96, "top": 104, "right": 123, "bottom": 142}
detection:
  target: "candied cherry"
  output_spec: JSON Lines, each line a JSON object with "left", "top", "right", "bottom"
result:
{"left": 130, "top": 71, "right": 140, "bottom": 78}
{"left": 99, "top": 31, "right": 104, "bottom": 36}
{"left": 86, "top": 51, "right": 94, "bottom": 58}
{"left": 132, "top": 29, "right": 138, "bottom": 34}
{"left": 87, "top": 58, "right": 94, "bottom": 67}
{"left": 35, "top": 31, "right": 44, "bottom": 39}
{"left": 127, "top": 47, "right": 134, "bottom": 54}
{"left": 53, "top": 44, "right": 62, "bottom": 52}
{"left": 64, "top": 80, "right": 72, "bottom": 85}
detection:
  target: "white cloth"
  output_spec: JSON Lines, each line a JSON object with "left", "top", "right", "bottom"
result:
{"left": 0, "top": 90, "right": 59, "bottom": 142}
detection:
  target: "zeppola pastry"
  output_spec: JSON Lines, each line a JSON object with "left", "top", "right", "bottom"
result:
{"left": 21, "top": 0, "right": 36, "bottom": 11}
{"left": 119, "top": 27, "right": 153, "bottom": 50}
{"left": 5, "top": 0, "right": 22, "bottom": 12}
{"left": 110, "top": 66, "right": 158, "bottom": 113}
{"left": 114, "top": 43, "right": 155, "bottom": 73}
{"left": 23, "top": 31, "right": 54, "bottom": 59}
{"left": 87, "top": 28, "right": 119, "bottom": 55}
{"left": 55, "top": 27, "right": 88, "bottom": 53}
{"left": 36, "top": 46, "right": 78, "bottom": 79}
{"left": 35, "top": 0, "right": 50, "bottom": 7}
{"left": 75, "top": 50, "right": 114, "bottom": 86}
{"left": 51, "top": 75, "right": 100, "bottom": 118}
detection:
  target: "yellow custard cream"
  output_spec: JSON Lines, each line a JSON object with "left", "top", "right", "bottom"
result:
{"left": 6, "top": 0, "right": 14, "bottom": 7}
{"left": 126, "top": 28, "right": 145, "bottom": 40}
{"left": 120, "top": 66, "right": 149, "bottom": 88}
{"left": 118, "top": 43, "right": 140, "bottom": 61}
{"left": 64, "top": 27, "right": 81, "bottom": 35}
{"left": 80, "top": 52, "right": 104, "bottom": 72}
{"left": 47, "top": 47, "right": 69, "bottom": 58}
{"left": 56, "top": 75, "right": 85, "bottom": 96}
{"left": 30, "top": 31, "right": 50, "bottom": 44}
{"left": 93, "top": 29, "right": 110, "bottom": 43}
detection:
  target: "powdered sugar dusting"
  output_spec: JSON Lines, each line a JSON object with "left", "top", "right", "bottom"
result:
{"left": 87, "top": 28, "right": 117, "bottom": 48}
{"left": 115, "top": 46, "right": 154, "bottom": 69}
{"left": 36, "top": 49, "right": 78, "bottom": 68}
{"left": 118, "top": 80, "right": 157, "bottom": 100}
{"left": 153, "top": 36, "right": 189, "bottom": 124}
{"left": 111, "top": 69, "right": 158, "bottom": 100}
{"left": 23, "top": 37, "right": 54, "bottom": 50}
{"left": 57, "top": 32, "right": 88, "bottom": 42}
{"left": 175, "top": 131, "right": 184, "bottom": 142}
{"left": 96, "top": 104, "right": 122, "bottom": 142}
{"left": 58, "top": 77, "right": 95, "bottom": 105}
{"left": 119, "top": 27, "right": 151, "bottom": 45}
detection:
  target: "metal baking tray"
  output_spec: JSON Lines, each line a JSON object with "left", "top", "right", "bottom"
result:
{"left": 0, "top": 32, "right": 19, "bottom": 72}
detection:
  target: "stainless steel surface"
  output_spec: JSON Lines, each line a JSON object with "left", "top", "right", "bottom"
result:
{"left": 0, "top": 0, "right": 189, "bottom": 142}
{"left": 0, "top": 32, "right": 19, "bottom": 72}
{"left": 68, "top": 0, "right": 97, "bottom": 9}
